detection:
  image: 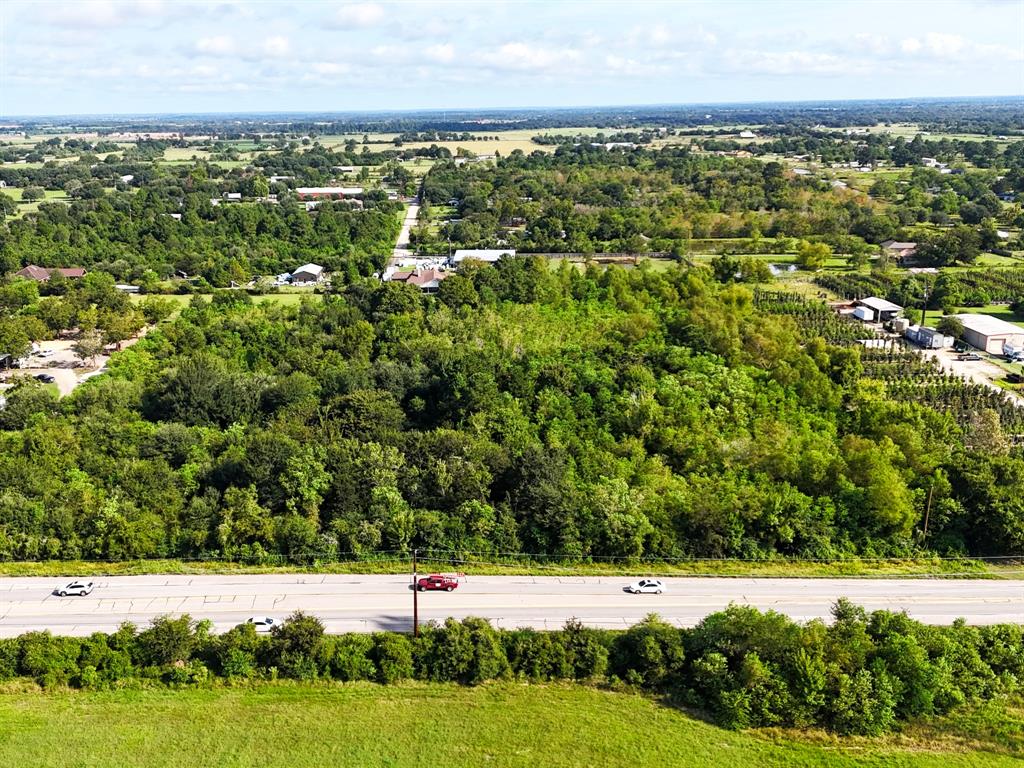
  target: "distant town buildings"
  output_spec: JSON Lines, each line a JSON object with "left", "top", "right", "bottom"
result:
{"left": 295, "top": 187, "right": 364, "bottom": 199}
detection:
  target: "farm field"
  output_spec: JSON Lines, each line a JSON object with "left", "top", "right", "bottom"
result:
{"left": 0, "top": 684, "right": 1018, "bottom": 768}
{"left": 128, "top": 291, "right": 318, "bottom": 309}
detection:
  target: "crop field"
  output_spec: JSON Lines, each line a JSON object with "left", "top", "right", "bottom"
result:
{"left": 0, "top": 684, "right": 1018, "bottom": 768}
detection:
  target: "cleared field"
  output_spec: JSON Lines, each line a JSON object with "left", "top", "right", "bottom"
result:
{"left": 4, "top": 188, "right": 71, "bottom": 216}
{"left": 0, "top": 684, "right": 1017, "bottom": 768}
{"left": 162, "top": 147, "right": 213, "bottom": 162}
{"left": 128, "top": 291, "right": 318, "bottom": 309}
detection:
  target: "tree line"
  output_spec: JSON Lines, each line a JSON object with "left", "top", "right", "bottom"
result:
{"left": 2, "top": 602, "right": 1021, "bottom": 737}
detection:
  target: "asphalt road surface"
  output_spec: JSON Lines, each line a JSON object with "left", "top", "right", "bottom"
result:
{"left": 0, "top": 575, "right": 1020, "bottom": 636}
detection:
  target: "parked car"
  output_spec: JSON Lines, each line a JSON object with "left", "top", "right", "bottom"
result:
{"left": 34, "top": 373, "right": 56, "bottom": 383}
{"left": 35, "top": 350, "right": 55, "bottom": 359}
{"left": 958, "top": 354, "right": 982, "bottom": 361}
{"left": 625, "top": 578, "right": 665, "bottom": 594}
{"left": 246, "top": 616, "right": 278, "bottom": 632}
{"left": 417, "top": 574, "right": 458, "bottom": 592}
{"left": 54, "top": 581, "right": 94, "bottom": 596}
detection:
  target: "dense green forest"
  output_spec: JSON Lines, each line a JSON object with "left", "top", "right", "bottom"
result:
{"left": 415, "top": 144, "right": 1020, "bottom": 256}
{"left": 0, "top": 261, "right": 1021, "bottom": 562}
{"left": 0, "top": 191, "right": 401, "bottom": 287}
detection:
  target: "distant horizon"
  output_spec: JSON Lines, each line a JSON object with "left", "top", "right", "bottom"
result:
{"left": 3, "top": 93, "right": 1023, "bottom": 123}
{"left": 3, "top": 0, "right": 1021, "bottom": 116}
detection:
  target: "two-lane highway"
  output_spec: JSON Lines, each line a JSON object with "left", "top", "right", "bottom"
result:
{"left": 0, "top": 575, "right": 1020, "bottom": 636}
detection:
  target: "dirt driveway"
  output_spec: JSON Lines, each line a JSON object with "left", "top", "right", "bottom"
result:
{"left": 1, "top": 339, "right": 110, "bottom": 397}
{"left": 922, "top": 348, "right": 1024, "bottom": 404}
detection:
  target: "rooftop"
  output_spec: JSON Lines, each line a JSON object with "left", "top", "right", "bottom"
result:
{"left": 952, "top": 314, "right": 1024, "bottom": 337}
{"left": 452, "top": 249, "right": 515, "bottom": 262}
{"left": 856, "top": 296, "right": 903, "bottom": 313}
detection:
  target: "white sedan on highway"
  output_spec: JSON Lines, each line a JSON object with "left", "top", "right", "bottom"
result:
{"left": 247, "top": 616, "right": 279, "bottom": 632}
{"left": 625, "top": 579, "right": 666, "bottom": 594}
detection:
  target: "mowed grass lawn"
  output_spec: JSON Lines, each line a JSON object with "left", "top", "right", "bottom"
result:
{"left": 0, "top": 684, "right": 1017, "bottom": 768}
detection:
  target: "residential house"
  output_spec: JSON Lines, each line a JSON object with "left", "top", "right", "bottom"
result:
{"left": 390, "top": 267, "right": 449, "bottom": 293}
{"left": 291, "top": 263, "right": 325, "bottom": 284}
{"left": 880, "top": 240, "right": 918, "bottom": 262}
{"left": 15, "top": 265, "right": 86, "bottom": 281}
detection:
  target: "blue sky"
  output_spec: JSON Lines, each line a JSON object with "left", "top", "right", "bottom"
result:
{"left": 1, "top": 0, "right": 1022, "bottom": 116}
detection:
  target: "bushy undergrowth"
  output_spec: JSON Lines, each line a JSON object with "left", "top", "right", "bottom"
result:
{"left": 1, "top": 602, "right": 1020, "bottom": 737}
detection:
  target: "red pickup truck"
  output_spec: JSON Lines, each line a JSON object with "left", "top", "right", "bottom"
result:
{"left": 417, "top": 574, "right": 459, "bottom": 592}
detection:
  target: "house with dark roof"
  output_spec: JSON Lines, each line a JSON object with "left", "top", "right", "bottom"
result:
{"left": 390, "top": 267, "right": 449, "bottom": 293}
{"left": 15, "top": 265, "right": 86, "bottom": 281}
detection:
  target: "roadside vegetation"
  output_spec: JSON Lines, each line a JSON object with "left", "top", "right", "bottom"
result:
{"left": 1, "top": 603, "right": 1022, "bottom": 742}
{"left": 0, "top": 555, "right": 1011, "bottom": 579}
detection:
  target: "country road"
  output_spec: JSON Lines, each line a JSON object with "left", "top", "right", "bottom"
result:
{"left": 0, "top": 575, "right": 1020, "bottom": 636}
{"left": 390, "top": 201, "right": 420, "bottom": 263}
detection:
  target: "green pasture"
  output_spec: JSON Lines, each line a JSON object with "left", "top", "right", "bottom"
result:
{"left": 0, "top": 684, "right": 1018, "bottom": 768}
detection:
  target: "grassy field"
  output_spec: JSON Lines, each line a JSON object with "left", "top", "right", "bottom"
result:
{"left": 0, "top": 555, "right": 1015, "bottom": 579}
{"left": 128, "top": 291, "right": 319, "bottom": 309}
{"left": 0, "top": 684, "right": 1018, "bottom": 768}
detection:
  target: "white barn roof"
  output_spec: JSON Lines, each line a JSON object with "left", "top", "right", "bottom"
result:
{"left": 857, "top": 296, "right": 903, "bottom": 313}
{"left": 452, "top": 249, "right": 515, "bottom": 263}
{"left": 293, "top": 263, "right": 324, "bottom": 276}
{"left": 953, "top": 314, "right": 1024, "bottom": 338}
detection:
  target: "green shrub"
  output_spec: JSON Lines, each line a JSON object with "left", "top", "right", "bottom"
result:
{"left": 371, "top": 633, "right": 413, "bottom": 684}
{"left": 560, "top": 619, "right": 609, "bottom": 680}
{"left": 136, "top": 615, "right": 203, "bottom": 667}
{"left": 328, "top": 634, "right": 376, "bottom": 682}
{"left": 503, "top": 629, "right": 571, "bottom": 681}
{"left": 610, "top": 614, "right": 685, "bottom": 688}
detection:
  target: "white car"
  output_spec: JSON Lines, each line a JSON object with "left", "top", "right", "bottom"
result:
{"left": 35, "top": 350, "right": 55, "bottom": 359}
{"left": 55, "top": 581, "right": 94, "bottom": 596}
{"left": 247, "top": 616, "right": 279, "bottom": 632}
{"left": 626, "top": 579, "right": 665, "bottom": 594}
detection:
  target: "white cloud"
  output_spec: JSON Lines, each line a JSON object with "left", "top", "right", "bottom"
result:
{"left": 332, "top": 2, "right": 385, "bottom": 28}
{"left": 924, "top": 32, "right": 966, "bottom": 57}
{"left": 195, "top": 35, "right": 236, "bottom": 56}
{"left": 477, "top": 42, "right": 582, "bottom": 73}
{"left": 40, "top": 0, "right": 180, "bottom": 29}
{"left": 263, "top": 36, "right": 291, "bottom": 57}
{"left": 311, "top": 62, "right": 351, "bottom": 75}
{"left": 901, "top": 37, "right": 923, "bottom": 54}
{"left": 424, "top": 43, "right": 455, "bottom": 63}
{"left": 720, "top": 49, "right": 872, "bottom": 77}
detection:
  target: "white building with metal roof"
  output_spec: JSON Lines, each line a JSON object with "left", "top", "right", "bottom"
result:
{"left": 952, "top": 314, "right": 1024, "bottom": 355}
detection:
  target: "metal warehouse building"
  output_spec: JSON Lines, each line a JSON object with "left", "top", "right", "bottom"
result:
{"left": 952, "top": 314, "right": 1024, "bottom": 355}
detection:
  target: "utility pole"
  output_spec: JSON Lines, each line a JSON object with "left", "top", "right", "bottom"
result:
{"left": 921, "top": 279, "right": 932, "bottom": 328}
{"left": 923, "top": 482, "right": 935, "bottom": 539}
{"left": 412, "top": 547, "right": 419, "bottom": 637}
